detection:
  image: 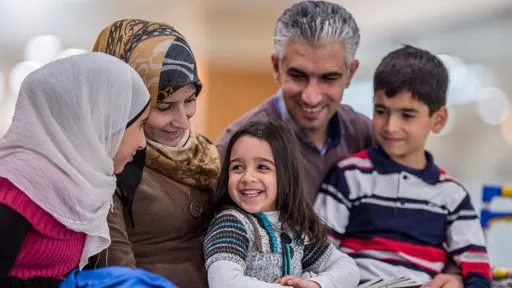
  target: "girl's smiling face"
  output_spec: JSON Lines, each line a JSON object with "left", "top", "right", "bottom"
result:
{"left": 228, "top": 135, "right": 278, "bottom": 213}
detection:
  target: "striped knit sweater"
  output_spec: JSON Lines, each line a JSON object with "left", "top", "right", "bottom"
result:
{"left": 0, "top": 178, "right": 86, "bottom": 279}
{"left": 314, "top": 147, "right": 492, "bottom": 287}
{"left": 204, "top": 209, "right": 341, "bottom": 284}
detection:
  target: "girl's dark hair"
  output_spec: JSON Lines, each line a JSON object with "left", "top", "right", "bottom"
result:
{"left": 214, "top": 119, "right": 326, "bottom": 244}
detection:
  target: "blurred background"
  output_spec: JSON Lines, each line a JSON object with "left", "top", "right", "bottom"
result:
{"left": 0, "top": 0, "right": 511, "bottom": 268}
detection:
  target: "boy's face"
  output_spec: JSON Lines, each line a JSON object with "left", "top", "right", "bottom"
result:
{"left": 372, "top": 90, "right": 447, "bottom": 168}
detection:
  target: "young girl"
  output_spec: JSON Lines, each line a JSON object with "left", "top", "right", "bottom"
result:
{"left": 204, "top": 120, "right": 360, "bottom": 288}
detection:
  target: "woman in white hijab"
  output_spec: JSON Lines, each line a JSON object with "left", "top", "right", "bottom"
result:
{"left": 0, "top": 52, "right": 150, "bottom": 287}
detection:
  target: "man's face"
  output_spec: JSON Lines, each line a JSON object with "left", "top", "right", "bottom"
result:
{"left": 272, "top": 42, "right": 358, "bottom": 134}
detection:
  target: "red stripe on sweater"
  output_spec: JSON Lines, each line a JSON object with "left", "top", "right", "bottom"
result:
{"left": 352, "top": 150, "right": 370, "bottom": 159}
{"left": 460, "top": 262, "right": 492, "bottom": 279}
{"left": 342, "top": 237, "right": 446, "bottom": 263}
{"left": 0, "top": 178, "right": 85, "bottom": 279}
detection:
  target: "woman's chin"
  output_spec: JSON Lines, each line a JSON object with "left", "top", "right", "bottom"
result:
{"left": 154, "top": 134, "right": 182, "bottom": 147}
{"left": 113, "top": 165, "right": 125, "bottom": 174}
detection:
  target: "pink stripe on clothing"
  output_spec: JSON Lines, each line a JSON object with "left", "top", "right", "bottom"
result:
{"left": 0, "top": 178, "right": 86, "bottom": 279}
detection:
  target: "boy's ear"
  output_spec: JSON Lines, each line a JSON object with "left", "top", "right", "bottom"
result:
{"left": 431, "top": 106, "right": 448, "bottom": 134}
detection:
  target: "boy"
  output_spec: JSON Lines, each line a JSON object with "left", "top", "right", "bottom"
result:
{"left": 314, "top": 45, "right": 492, "bottom": 287}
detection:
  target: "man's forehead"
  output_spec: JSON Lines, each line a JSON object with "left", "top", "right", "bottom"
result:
{"left": 280, "top": 42, "right": 347, "bottom": 71}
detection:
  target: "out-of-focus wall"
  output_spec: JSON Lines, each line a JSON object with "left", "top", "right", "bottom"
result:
{"left": 203, "top": 64, "right": 277, "bottom": 140}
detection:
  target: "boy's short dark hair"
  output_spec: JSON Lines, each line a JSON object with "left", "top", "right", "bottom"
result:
{"left": 373, "top": 45, "right": 449, "bottom": 115}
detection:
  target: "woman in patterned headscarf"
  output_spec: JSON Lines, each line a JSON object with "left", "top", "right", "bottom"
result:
{"left": 90, "top": 19, "right": 220, "bottom": 288}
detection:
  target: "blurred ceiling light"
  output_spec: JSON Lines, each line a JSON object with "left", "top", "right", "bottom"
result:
{"left": 446, "top": 67, "right": 469, "bottom": 107}
{"left": 500, "top": 113, "right": 512, "bottom": 146}
{"left": 470, "top": 65, "right": 498, "bottom": 100}
{"left": 8, "top": 61, "right": 42, "bottom": 95}
{"left": 24, "top": 35, "right": 62, "bottom": 63}
{"left": 439, "top": 54, "right": 468, "bottom": 107}
{"left": 476, "top": 87, "right": 510, "bottom": 126}
{"left": 54, "top": 48, "right": 88, "bottom": 60}
{"left": 449, "top": 65, "right": 469, "bottom": 90}
{"left": 447, "top": 64, "right": 497, "bottom": 107}
{"left": 437, "top": 107, "right": 456, "bottom": 136}
{"left": 0, "top": 72, "right": 5, "bottom": 103}
{"left": 437, "top": 54, "right": 465, "bottom": 73}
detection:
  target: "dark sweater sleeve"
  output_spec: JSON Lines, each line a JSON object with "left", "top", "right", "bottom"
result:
{"left": 0, "top": 204, "right": 30, "bottom": 277}
{"left": 0, "top": 277, "right": 62, "bottom": 288}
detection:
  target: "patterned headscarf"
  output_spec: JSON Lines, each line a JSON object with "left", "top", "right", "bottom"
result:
{"left": 93, "top": 19, "right": 219, "bottom": 227}
{"left": 93, "top": 19, "right": 202, "bottom": 106}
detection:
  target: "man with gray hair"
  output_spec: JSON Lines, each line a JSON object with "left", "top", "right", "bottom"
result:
{"left": 216, "top": 2, "right": 464, "bottom": 287}
{"left": 216, "top": 0, "right": 371, "bottom": 204}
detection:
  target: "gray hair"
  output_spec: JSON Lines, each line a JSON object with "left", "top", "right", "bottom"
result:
{"left": 273, "top": 1, "right": 361, "bottom": 67}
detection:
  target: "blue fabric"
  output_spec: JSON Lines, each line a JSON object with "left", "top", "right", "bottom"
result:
{"left": 283, "top": 243, "right": 291, "bottom": 276}
{"left": 60, "top": 267, "right": 177, "bottom": 288}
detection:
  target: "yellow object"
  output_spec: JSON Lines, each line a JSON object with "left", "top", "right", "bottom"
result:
{"left": 494, "top": 268, "right": 512, "bottom": 279}
{"left": 501, "top": 186, "right": 512, "bottom": 198}
{"left": 489, "top": 217, "right": 512, "bottom": 226}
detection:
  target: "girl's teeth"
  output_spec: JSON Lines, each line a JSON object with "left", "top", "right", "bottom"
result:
{"left": 242, "top": 190, "right": 261, "bottom": 196}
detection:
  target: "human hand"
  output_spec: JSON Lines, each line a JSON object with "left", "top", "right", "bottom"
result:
{"left": 275, "top": 276, "right": 321, "bottom": 288}
{"left": 424, "top": 273, "right": 463, "bottom": 288}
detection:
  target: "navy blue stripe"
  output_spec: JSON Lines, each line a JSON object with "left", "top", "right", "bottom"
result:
{"left": 323, "top": 165, "right": 352, "bottom": 200}
{"left": 448, "top": 244, "right": 487, "bottom": 256}
{"left": 346, "top": 202, "right": 446, "bottom": 247}
{"left": 450, "top": 194, "right": 475, "bottom": 216}
{"left": 351, "top": 254, "right": 437, "bottom": 277}
{"left": 447, "top": 215, "right": 478, "bottom": 224}
{"left": 351, "top": 194, "right": 449, "bottom": 212}
{"left": 344, "top": 232, "right": 446, "bottom": 249}
{"left": 464, "top": 272, "right": 491, "bottom": 287}
{"left": 319, "top": 185, "right": 349, "bottom": 207}
{"left": 368, "top": 146, "right": 440, "bottom": 185}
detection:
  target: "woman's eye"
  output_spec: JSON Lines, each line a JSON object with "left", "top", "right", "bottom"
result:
{"left": 156, "top": 103, "right": 175, "bottom": 111}
{"left": 185, "top": 96, "right": 197, "bottom": 104}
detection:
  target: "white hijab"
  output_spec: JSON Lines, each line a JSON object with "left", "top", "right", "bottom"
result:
{"left": 0, "top": 52, "right": 150, "bottom": 268}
